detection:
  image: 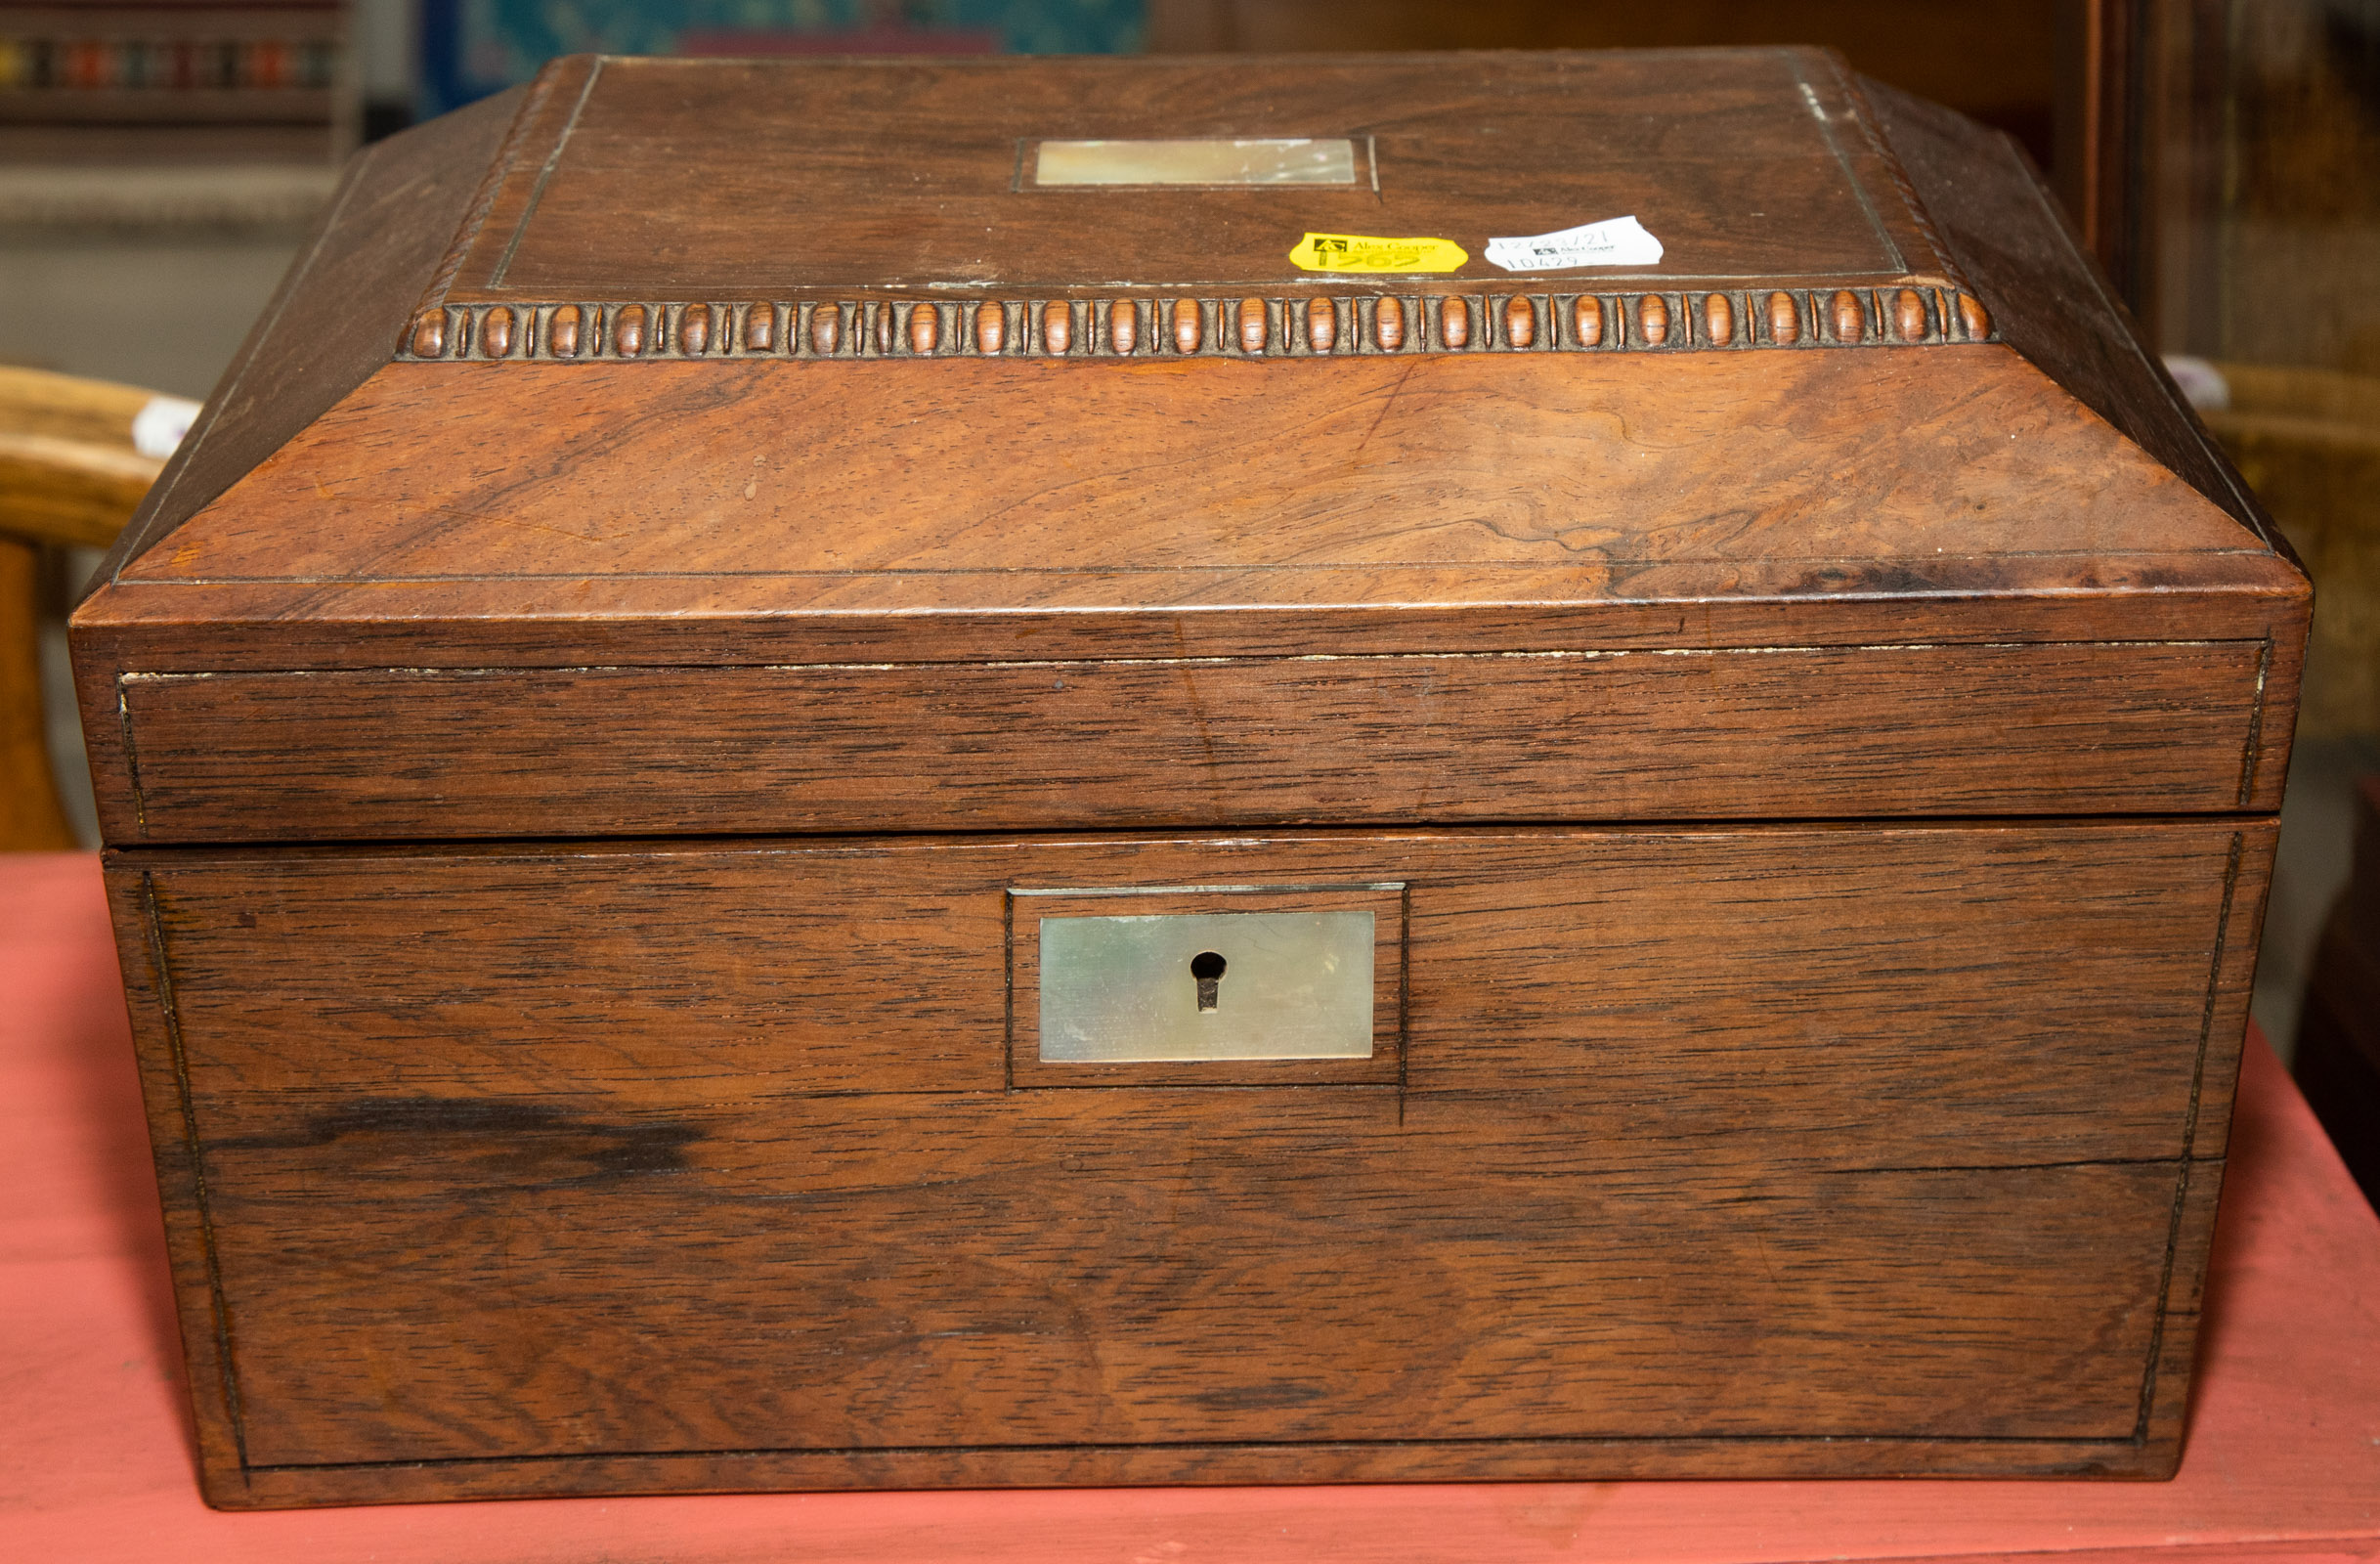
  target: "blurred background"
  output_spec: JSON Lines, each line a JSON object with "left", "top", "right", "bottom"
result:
{"left": 2, "top": 1, "right": 2375, "bottom": 1188}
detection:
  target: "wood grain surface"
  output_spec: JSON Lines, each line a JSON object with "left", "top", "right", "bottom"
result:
{"left": 67, "top": 61, "right": 2307, "bottom": 847}
{"left": 73, "top": 336, "right": 2305, "bottom": 825}
{"left": 103, "top": 347, "right": 2273, "bottom": 590}
{"left": 90, "top": 85, "right": 525, "bottom": 590}
{"left": 26, "top": 846, "right": 2380, "bottom": 1552}
{"left": 1862, "top": 77, "right": 2285, "bottom": 557}
{"left": 78, "top": 337, "right": 2306, "bottom": 846}
{"left": 107, "top": 819, "right": 2268, "bottom": 1501}
{"left": 60, "top": 51, "right": 2309, "bottom": 1509}
{"left": 107, "top": 640, "right": 2275, "bottom": 844}
{"left": 435, "top": 51, "right": 1937, "bottom": 301}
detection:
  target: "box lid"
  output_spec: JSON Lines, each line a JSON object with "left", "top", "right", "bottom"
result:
{"left": 72, "top": 50, "right": 2310, "bottom": 844}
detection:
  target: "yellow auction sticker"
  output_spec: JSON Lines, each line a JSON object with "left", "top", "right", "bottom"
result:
{"left": 1287, "top": 232, "right": 1468, "bottom": 274}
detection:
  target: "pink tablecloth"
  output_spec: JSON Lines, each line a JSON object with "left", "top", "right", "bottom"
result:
{"left": 5, "top": 851, "right": 2377, "bottom": 1563}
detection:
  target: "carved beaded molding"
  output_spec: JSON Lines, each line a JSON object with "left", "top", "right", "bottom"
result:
{"left": 398, "top": 286, "right": 1994, "bottom": 363}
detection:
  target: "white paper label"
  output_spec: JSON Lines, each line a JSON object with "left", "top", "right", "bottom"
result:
{"left": 131, "top": 395, "right": 200, "bottom": 459}
{"left": 1484, "top": 215, "right": 1664, "bottom": 273}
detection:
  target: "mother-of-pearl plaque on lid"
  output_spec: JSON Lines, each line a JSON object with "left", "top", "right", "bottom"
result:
{"left": 1032, "top": 137, "right": 1359, "bottom": 186}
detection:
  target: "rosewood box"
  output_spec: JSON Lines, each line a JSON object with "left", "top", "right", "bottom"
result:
{"left": 71, "top": 49, "right": 2308, "bottom": 1507}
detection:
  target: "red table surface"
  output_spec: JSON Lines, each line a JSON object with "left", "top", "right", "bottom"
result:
{"left": 4, "top": 850, "right": 2377, "bottom": 1564}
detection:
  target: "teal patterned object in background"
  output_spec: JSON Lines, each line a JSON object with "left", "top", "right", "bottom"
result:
{"left": 419, "top": 0, "right": 1147, "bottom": 116}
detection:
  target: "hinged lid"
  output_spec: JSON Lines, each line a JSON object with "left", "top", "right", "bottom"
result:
{"left": 72, "top": 50, "right": 2308, "bottom": 845}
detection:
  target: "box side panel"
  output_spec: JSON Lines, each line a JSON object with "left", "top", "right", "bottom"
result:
{"left": 2185, "top": 824, "right": 2276, "bottom": 1161}
{"left": 2245, "top": 612, "right": 2306, "bottom": 812}
{"left": 129, "top": 822, "right": 2254, "bottom": 1492}
{"left": 99, "top": 866, "right": 248, "bottom": 1503}
{"left": 70, "top": 84, "right": 538, "bottom": 850}
{"left": 1862, "top": 80, "right": 2310, "bottom": 817}
{"left": 2134, "top": 1153, "right": 2229, "bottom": 1479}
{"left": 109, "top": 642, "right": 2265, "bottom": 843}
{"left": 1860, "top": 75, "right": 2285, "bottom": 559}
{"left": 84, "top": 82, "right": 532, "bottom": 588}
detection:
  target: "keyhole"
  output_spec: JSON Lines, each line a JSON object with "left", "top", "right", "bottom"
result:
{"left": 1190, "top": 950, "right": 1227, "bottom": 1012}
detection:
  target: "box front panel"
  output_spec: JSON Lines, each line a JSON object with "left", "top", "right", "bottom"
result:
{"left": 112, "top": 821, "right": 2263, "bottom": 1488}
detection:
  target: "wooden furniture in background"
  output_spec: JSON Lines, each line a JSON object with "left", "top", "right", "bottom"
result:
{"left": 2123, "top": 2, "right": 2380, "bottom": 369}
{"left": 2199, "top": 365, "right": 2380, "bottom": 740}
{"left": 0, "top": 366, "right": 162, "bottom": 850}
{"left": 71, "top": 52, "right": 2307, "bottom": 1506}
{"left": 2052, "top": 0, "right": 2141, "bottom": 302}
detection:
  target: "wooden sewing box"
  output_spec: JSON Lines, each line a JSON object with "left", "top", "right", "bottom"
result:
{"left": 70, "top": 50, "right": 2308, "bottom": 1507}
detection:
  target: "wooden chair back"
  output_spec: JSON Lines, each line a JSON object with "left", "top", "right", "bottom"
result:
{"left": 0, "top": 366, "right": 172, "bottom": 849}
